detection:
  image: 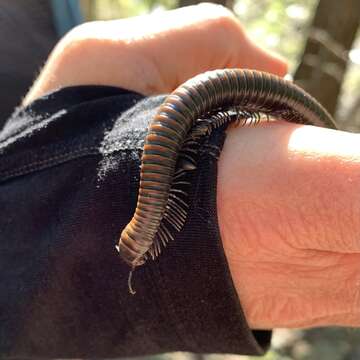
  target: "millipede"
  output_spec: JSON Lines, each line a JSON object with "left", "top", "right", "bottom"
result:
{"left": 115, "top": 68, "right": 337, "bottom": 294}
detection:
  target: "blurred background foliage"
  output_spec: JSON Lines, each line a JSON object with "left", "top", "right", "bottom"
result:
{"left": 83, "top": 1, "right": 359, "bottom": 359}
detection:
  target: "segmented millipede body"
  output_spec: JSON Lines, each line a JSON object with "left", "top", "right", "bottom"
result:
{"left": 116, "top": 68, "right": 337, "bottom": 286}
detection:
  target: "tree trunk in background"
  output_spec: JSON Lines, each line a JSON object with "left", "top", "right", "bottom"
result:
{"left": 178, "top": 0, "right": 234, "bottom": 10}
{"left": 294, "top": 0, "right": 360, "bottom": 118}
{"left": 79, "top": 0, "right": 97, "bottom": 20}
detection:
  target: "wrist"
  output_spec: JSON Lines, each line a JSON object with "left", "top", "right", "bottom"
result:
{"left": 217, "top": 121, "right": 360, "bottom": 328}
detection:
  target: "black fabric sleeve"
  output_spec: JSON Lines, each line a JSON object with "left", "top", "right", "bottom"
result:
{"left": 0, "top": 86, "right": 272, "bottom": 358}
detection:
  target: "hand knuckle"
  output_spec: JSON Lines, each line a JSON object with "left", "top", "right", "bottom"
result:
{"left": 195, "top": 3, "right": 238, "bottom": 28}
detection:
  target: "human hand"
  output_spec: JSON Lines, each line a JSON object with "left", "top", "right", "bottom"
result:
{"left": 23, "top": 3, "right": 286, "bottom": 104}
{"left": 24, "top": 3, "right": 360, "bottom": 331}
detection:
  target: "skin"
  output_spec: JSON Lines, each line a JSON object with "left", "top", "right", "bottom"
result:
{"left": 24, "top": 4, "right": 360, "bottom": 330}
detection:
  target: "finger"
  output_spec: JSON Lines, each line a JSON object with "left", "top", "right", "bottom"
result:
{"left": 218, "top": 121, "right": 360, "bottom": 255}
{"left": 24, "top": 4, "right": 288, "bottom": 102}
{"left": 128, "top": 3, "right": 288, "bottom": 91}
{"left": 167, "top": 3, "right": 288, "bottom": 76}
{"left": 231, "top": 38, "right": 288, "bottom": 77}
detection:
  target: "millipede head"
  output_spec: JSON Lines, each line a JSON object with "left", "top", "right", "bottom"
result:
{"left": 117, "top": 227, "right": 147, "bottom": 267}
